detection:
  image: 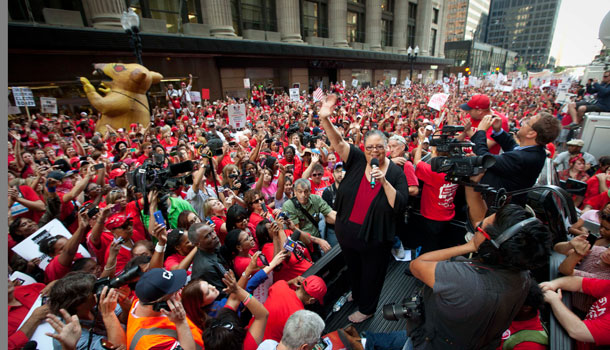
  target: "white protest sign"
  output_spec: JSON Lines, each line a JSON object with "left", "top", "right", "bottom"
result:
{"left": 417, "top": 74, "right": 423, "bottom": 80}
{"left": 190, "top": 91, "right": 201, "bottom": 103}
{"left": 427, "top": 93, "right": 449, "bottom": 111}
{"left": 443, "top": 84, "right": 450, "bottom": 94}
{"left": 443, "top": 77, "right": 450, "bottom": 83}
{"left": 289, "top": 88, "right": 300, "bottom": 102}
{"left": 228, "top": 103, "right": 247, "bottom": 129}
{"left": 404, "top": 79, "right": 411, "bottom": 89}
{"left": 10, "top": 271, "right": 37, "bottom": 286}
{"left": 12, "top": 87, "right": 36, "bottom": 107}
{"left": 458, "top": 73, "right": 463, "bottom": 79}
{"left": 342, "top": 80, "right": 346, "bottom": 87}
{"left": 500, "top": 85, "right": 513, "bottom": 92}
{"left": 557, "top": 83, "right": 570, "bottom": 94}
{"left": 18, "top": 295, "right": 54, "bottom": 349}
{"left": 243, "top": 78, "right": 251, "bottom": 89}
{"left": 40, "top": 97, "right": 57, "bottom": 114}
{"left": 8, "top": 101, "right": 21, "bottom": 115}
{"left": 556, "top": 92, "right": 575, "bottom": 104}
{"left": 11, "top": 219, "right": 91, "bottom": 270}
{"left": 351, "top": 79, "right": 359, "bottom": 88}
{"left": 390, "top": 77, "right": 397, "bottom": 85}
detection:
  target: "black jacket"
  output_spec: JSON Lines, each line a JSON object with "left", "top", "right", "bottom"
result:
{"left": 471, "top": 130, "right": 546, "bottom": 196}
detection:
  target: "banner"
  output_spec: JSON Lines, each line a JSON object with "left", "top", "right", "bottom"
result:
{"left": 201, "top": 88, "right": 210, "bottom": 100}
{"left": 40, "top": 97, "right": 57, "bottom": 114}
{"left": 228, "top": 103, "right": 247, "bottom": 129}
{"left": 427, "top": 93, "right": 449, "bottom": 111}
{"left": 12, "top": 87, "right": 36, "bottom": 107}
{"left": 289, "top": 88, "right": 300, "bottom": 102}
{"left": 11, "top": 219, "right": 91, "bottom": 270}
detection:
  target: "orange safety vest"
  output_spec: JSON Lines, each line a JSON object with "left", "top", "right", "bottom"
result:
{"left": 127, "top": 299, "right": 204, "bottom": 350}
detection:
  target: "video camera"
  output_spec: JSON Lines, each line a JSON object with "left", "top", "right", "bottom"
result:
{"left": 429, "top": 126, "right": 496, "bottom": 182}
{"left": 127, "top": 158, "right": 194, "bottom": 196}
{"left": 93, "top": 265, "right": 142, "bottom": 300}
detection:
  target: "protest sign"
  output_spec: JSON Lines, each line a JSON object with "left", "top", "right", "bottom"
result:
{"left": 12, "top": 87, "right": 36, "bottom": 107}
{"left": 18, "top": 295, "right": 54, "bottom": 349}
{"left": 289, "top": 88, "right": 300, "bottom": 102}
{"left": 228, "top": 103, "right": 247, "bottom": 129}
{"left": 390, "top": 77, "right": 397, "bottom": 85}
{"left": 190, "top": 91, "right": 201, "bottom": 103}
{"left": 201, "top": 88, "right": 210, "bottom": 100}
{"left": 243, "top": 78, "right": 250, "bottom": 89}
{"left": 351, "top": 79, "right": 359, "bottom": 88}
{"left": 11, "top": 219, "right": 91, "bottom": 270}
{"left": 40, "top": 97, "right": 57, "bottom": 114}
{"left": 427, "top": 93, "right": 449, "bottom": 111}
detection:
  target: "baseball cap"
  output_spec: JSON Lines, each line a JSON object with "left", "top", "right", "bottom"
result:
{"left": 303, "top": 148, "right": 313, "bottom": 155}
{"left": 425, "top": 125, "right": 435, "bottom": 132}
{"left": 109, "top": 168, "right": 126, "bottom": 179}
{"left": 566, "top": 139, "right": 584, "bottom": 147}
{"left": 302, "top": 275, "right": 327, "bottom": 305}
{"left": 47, "top": 170, "right": 66, "bottom": 181}
{"left": 334, "top": 162, "right": 344, "bottom": 170}
{"left": 105, "top": 214, "right": 132, "bottom": 230}
{"left": 135, "top": 268, "right": 187, "bottom": 304}
{"left": 460, "top": 94, "right": 490, "bottom": 111}
{"left": 80, "top": 112, "right": 88, "bottom": 117}
{"left": 422, "top": 138, "right": 430, "bottom": 144}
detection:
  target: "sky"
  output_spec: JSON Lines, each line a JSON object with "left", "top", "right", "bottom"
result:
{"left": 550, "top": 0, "right": 610, "bottom": 66}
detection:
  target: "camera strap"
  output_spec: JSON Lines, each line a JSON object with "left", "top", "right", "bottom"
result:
{"left": 290, "top": 197, "right": 319, "bottom": 229}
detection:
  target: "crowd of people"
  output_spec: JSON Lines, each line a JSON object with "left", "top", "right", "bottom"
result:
{"left": 7, "top": 70, "right": 610, "bottom": 350}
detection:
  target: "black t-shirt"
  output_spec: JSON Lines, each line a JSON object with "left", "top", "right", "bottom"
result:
{"left": 413, "top": 259, "right": 530, "bottom": 350}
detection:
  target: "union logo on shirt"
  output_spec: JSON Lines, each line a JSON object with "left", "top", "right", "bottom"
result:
{"left": 586, "top": 297, "right": 607, "bottom": 320}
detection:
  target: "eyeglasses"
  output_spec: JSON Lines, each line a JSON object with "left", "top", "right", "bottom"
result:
{"left": 604, "top": 75, "right": 610, "bottom": 78}
{"left": 250, "top": 198, "right": 264, "bottom": 204}
{"left": 210, "top": 322, "right": 234, "bottom": 331}
{"left": 312, "top": 173, "right": 323, "bottom": 177}
{"left": 365, "top": 145, "right": 385, "bottom": 151}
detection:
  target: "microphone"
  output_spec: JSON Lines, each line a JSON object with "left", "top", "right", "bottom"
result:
{"left": 370, "top": 158, "right": 379, "bottom": 189}
{"left": 169, "top": 160, "right": 194, "bottom": 176}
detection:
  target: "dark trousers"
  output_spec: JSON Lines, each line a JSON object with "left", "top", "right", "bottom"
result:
{"left": 417, "top": 216, "right": 454, "bottom": 254}
{"left": 337, "top": 231, "right": 393, "bottom": 315}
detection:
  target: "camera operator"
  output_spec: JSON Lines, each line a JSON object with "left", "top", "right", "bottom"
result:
{"left": 127, "top": 268, "right": 203, "bottom": 350}
{"left": 403, "top": 174, "right": 553, "bottom": 349}
{"left": 468, "top": 112, "right": 561, "bottom": 205}
{"left": 144, "top": 189, "right": 197, "bottom": 232}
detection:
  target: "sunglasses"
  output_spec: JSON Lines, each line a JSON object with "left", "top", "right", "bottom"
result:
{"left": 312, "top": 173, "right": 323, "bottom": 177}
{"left": 250, "top": 198, "right": 264, "bottom": 204}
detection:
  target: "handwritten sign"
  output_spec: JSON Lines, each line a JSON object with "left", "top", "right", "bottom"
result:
{"left": 289, "top": 88, "right": 300, "bottom": 102}
{"left": 12, "top": 87, "right": 36, "bottom": 107}
{"left": 427, "top": 93, "right": 449, "bottom": 111}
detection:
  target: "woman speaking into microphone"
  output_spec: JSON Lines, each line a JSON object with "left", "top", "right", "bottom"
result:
{"left": 318, "top": 95, "right": 409, "bottom": 323}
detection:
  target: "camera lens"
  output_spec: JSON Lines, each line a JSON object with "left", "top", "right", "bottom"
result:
{"left": 382, "top": 302, "right": 410, "bottom": 321}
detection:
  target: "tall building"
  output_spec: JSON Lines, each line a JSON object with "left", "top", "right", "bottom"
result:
{"left": 445, "top": 0, "right": 490, "bottom": 43}
{"left": 8, "top": 0, "right": 453, "bottom": 106}
{"left": 485, "top": 0, "right": 561, "bottom": 71}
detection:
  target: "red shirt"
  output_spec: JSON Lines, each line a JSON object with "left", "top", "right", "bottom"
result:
{"left": 211, "top": 216, "right": 227, "bottom": 244}
{"left": 164, "top": 253, "right": 192, "bottom": 275}
{"left": 45, "top": 253, "right": 84, "bottom": 283}
{"left": 261, "top": 241, "right": 311, "bottom": 283}
{"left": 497, "top": 312, "right": 547, "bottom": 350}
{"left": 349, "top": 174, "right": 382, "bottom": 225}
{"left": 309, "top": 179, "right": 330, "bottom": 196}
{"left": 104, "top": 244, "right": 133, "bottom": 274}
{"left": 584, "top": 191, "right": 610, "bottom": 211}
{"left": 257, "top": 280, "right": 304, "bottom": 342}
{"left": 415, "top": 161, "right": 459, "bottom": 221}
{"left": 87, "top": 230, "right": 114, "bottom": 264}
{"left": 468, "top": 111, "right": 509, "bottom": 155}
{"left": 8, "top": 283, "right": 45, "bottom": 350}
{"left": 125, "top": 200, "right": 147, "bottom": 242}
{"left": 403, "top": 161, "right": 419, "bottom": 187}
{"left": 57, "top": 193, "right": 79, "bottom": 234}
{"left": 582, "top": 278, "right": 610, "bottom": 347}
{"left": 279, "top": 157, "right": 304, "bottom": 179}
{"left": 584, "top": 177, "right": 610, "bottom": 204}
{"left": 13, "top": 185, "right": 44, "bottom": 222}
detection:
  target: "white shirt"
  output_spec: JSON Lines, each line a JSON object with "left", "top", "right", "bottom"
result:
{"left": 256, "top": 339, "right": 279, "bottom": 350}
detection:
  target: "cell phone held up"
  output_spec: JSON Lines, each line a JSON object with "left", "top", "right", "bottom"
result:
{"left": 586, "top": 233, "right": 599, "bottom": 246}
{"left": 153, "top": 210, "right": 166, "bottom": 228}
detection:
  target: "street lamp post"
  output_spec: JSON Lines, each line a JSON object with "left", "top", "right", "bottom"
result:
{"left": 407, "top": 46, "right": 419, "bottom": 81}
{"left": 121, "top": 8, "right": 143, "bottom": 65}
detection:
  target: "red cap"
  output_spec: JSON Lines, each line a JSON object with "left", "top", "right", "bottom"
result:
{"left": 302, "top": 275, "right": 327, "bottom": 305}
{"left": 105, "top": 214, "right": 131, "bottom": 230}
{"left": 460, "top": 94, "right": 490, "bottom": 111}
{"left": 109, "top": 168, "right": 126, "bottom": 179}
{"left": 69, "top": 157, "right": 80, "bottom": 166}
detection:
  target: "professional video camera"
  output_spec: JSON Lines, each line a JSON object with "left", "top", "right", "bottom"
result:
{"left": 429, "top": 125, "right": 496, "bottom": 182}
{"left": 127, "top": 157, "right": 194, "bottom": 195}
{"left": 93, "top": 265, "right": 142, "bottom": 300}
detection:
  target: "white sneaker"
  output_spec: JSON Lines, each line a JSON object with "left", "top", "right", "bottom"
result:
{"left": 392, "top": 242, "right": 406, "bottom": 259}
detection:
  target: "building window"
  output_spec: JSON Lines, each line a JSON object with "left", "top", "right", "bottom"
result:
{"left": 381, "top": 0, "right": 393, "bottom": 12}
{"left": 433, "top": 8, "right": 439, "bottom": 24}
{"left": 408, "top": 2, "right": 417, "bottom": 20}
{"left": 303, "top": 0, "right": 328, "bottom": 38}
{"left": 430, "top": 28, "right": 437, "bottom": 56}
{"left": 347, "top": 11, "right": 363, "bottom": 43}
{"left": 235, "top": 0, "right": 277, "bottom": 32}
{"left": 381, "top": 19, "right": 392, "bottom": 47}
{"left": 407, "top": 24, "right": 416, "bottom": 49}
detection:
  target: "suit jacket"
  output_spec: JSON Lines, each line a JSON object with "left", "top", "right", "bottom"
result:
{"left": 471, "top": 130, "right": 546, "bottom": 199}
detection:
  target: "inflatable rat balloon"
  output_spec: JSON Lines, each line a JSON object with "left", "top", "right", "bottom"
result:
{"left": 80, "top": 63, "right": 163, "bottom": 135}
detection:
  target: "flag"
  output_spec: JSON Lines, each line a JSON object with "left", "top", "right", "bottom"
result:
{"left": 313, "top": 87, "right": 324, "bottom": 102}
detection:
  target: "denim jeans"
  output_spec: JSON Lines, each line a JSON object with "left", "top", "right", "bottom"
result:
{"left": 325, "top": 227, "right": 339, "bottom": 248}
{"left": 364, "top": 330, "right": 413, "bottom": 350}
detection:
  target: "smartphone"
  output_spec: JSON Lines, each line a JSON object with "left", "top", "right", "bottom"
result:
{"left": 94, "top": 163, "right": 105, "bottom": 170}
{"left": 109, "top": 179, "right": 116, "bottom": 187}
{"left": 206, "top": 217, "right": 214, "bottom": 225}
{"left": 100, "top": 339, "right": 115, "bottom": 350}
{"left": 87, "top": 207, "right": 100, "bottom": 218}
{"left": 222, "top": 189, "right": 231, "bottom": 197}
{"left": 113, "top": 236, "right": 125, "bottom": 245}
{"left": 152, "top": 301, "right": 170, "bottom": 312}
{"left": 153, "top": 210, "right": 166, "bottom": 227}
{"left": 111, "top": 203, "right": 122, "bottom": 214}
{"left": 130, "top": 148, "right": 137, "bottom": 153}
{"left": 258, "top": 253, "right": 269, "bottom": 266}
{"left": 283, "top": 237, "right": 297, "bottom": 252}
{"left": 586, "top": 233, "right": 598, "bottom": 246}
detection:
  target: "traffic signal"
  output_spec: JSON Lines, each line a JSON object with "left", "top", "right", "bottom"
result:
{"left": 465, "top": 67, "right": 471, "bottom": 75}
{"left": 495, "top": 67, "right": 500, "bottom": 73}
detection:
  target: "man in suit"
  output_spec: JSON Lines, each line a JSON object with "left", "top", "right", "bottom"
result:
{"left": 470, "top": 112, "right": 561, "bottom": 205}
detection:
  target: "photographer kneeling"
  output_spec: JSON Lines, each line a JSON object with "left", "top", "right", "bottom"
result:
{"left": 368, "top": 175, "right": 553, "bottom": 350}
